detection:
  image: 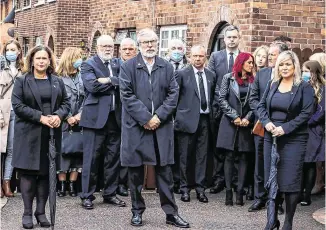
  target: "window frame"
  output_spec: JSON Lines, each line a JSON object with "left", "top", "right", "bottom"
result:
{"left": 159, "top": 25, "right": 187, "bottom": 58}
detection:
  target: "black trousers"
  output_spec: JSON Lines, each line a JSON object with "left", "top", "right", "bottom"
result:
{"left": 178, "top": 114, "right": 209, "bottom": 194}
{"left": 254, "top": 135, "right": 267, "bottom": 200}
{"left": 119, "top": 166, "right": 128, "bottom": 187}
{"left": 81, "top": 112, "right": 120, "bottom": 199}
{"left": 211, "top": 118, "right": 225, "bottom": 186}
{"left": 128, "top": 133, "right": 178, "bottom": 215}
{"left": 172, "top": 133, "right": 180, "bottom": 188}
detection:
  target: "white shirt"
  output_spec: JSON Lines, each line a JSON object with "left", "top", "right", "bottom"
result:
{"left": 142, "top": 56, "right": 155, "bottom": 114}
{"left": 271, "top": 68, "right": 275, "bottom": 80}
{"left": 192, "top": 66, "right": 209, "bottom": 114}
{"left": 226, "top": 49, "right": 239, "bottom": 67}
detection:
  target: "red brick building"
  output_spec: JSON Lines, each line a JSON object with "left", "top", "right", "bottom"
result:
{"left": 12, "top": 0, "right": 325, "bottom": 63}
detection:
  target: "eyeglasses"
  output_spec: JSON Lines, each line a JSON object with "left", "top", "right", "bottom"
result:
{"left": 121, "top": 48, "right": 136, "bottom": 51}
{"left": 139, "top": 40, "right": 157, "bottom": 45}
{"left": 99, "top": 45, "right": 114, "bottom": 49}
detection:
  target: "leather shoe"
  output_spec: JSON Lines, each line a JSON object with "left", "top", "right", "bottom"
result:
{"left": 209, "top": 183, "right": 224, "bottom": 194}
{"left": 180, "top": 193, "right": 190, "bottom": 202}
{"left": 196, "top": 192, "right": 208, "bottom": 203}
{"left": 173, "top": 185, "right": 182, "bottom": 194}
{"left": 82, "top": 198, "right": 94, "bottom": 210}
{"left": 248, "top": 199, "right": 266, "bottom": 212}
{"left": 166, "top": 214, "right": 190, "bottom": 228}
{"left": 103, "top": 196, "right": 126, "bottom": 207}
{"left": 131, "top": 213, "right": 142, "bottom": 226}
{"left": 117, "top": 185, "right": 129, "bottom": 197}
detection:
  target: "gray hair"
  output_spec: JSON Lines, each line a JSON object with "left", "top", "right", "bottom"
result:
{"left": 120, "top": 38, "right": 137, "bottom": 48}
{"left": 136, "top": 28, "right": 158, "bottom": 43}
{"left": 97, "top": 35, "right": 114, "bottom": 46}
{"left": 168, "top": 39, "right": 186, "bottom": 51}
{"left": 190, "top": 45, "right": 207, "bottom": 55}
{"left": 270, "top": 42, "right": 289, "bottom": 54}
{"left": 224, "top": 25, "right": 240, "bottom": 37}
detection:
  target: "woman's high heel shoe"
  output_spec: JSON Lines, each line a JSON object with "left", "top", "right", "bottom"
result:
{"left": 225, "top": 189, "right": 233, "bottom": 206}
{"left": 22, "top": 215, "right": 33, "bottom": 229}
{"left": 34, "top": 213, "right": 51, "bottom": 228}
{"left": 236, "top": 191, "right": 244, "bottom": 206}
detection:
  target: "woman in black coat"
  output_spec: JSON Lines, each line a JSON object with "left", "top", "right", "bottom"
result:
{"left": 301, "top": 60, "right": 325, "bottom": 206}
{"left": 257, "top": 51, "right": 315, "bottom": 230}
{"left": 216, "top": 52, "right": 255, "bottom": 206}
{"left": 11, "top": 45, "right": 70, "bottom": 229}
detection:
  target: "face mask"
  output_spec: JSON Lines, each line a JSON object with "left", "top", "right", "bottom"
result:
{"left": 170, "top": 51, "right": 184, "bottom": 62}
{"left": 73, "top": 59, "right": 83, "bottom": 69}
{"left": 302, "top": 72, "right": 311, "bottom": 82}
{"left": 5, "top": 51, "right": 18, "bottom": 62}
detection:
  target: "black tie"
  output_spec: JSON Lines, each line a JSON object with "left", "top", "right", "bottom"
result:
{"left": 197, "top": 71, "right": 207, "bottom": 111}
{"left": 228, "top": 52, "right": 234, "bottom": 73}
{"left": 175, "top": 62, "right": 180, "bottom": 70}
{"left": 104, "top": 61, "right": 110, "bottom": 68}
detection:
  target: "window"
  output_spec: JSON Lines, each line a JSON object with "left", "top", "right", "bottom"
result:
{"left": 15, "top": 0, "right": 22, "bottom": 10}
{"left": 23, "top": 37, "right": 29, "bottom": 57}
{"left": 22, "top": 0, "right": 31, "bottom": 8}
{"left": 35, "top": 36, "right": 42, "bottom": 45}
{"left": 159, "top": 25, "right": 187, "bottom": 58}
{"left": 114, "top": 28, "right": 137, "bottom": 44}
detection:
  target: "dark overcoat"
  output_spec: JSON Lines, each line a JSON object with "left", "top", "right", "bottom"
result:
{"left": 216, "top": 73, "right": 255, "bottom": 152}
{"left": 11, "top": 73, "right": 70, "bottom": 171}
{"left": 119, "top": 53, "right": 179, "bottom": 167}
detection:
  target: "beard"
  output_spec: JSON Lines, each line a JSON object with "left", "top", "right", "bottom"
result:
{"left": 98, "top": 51, "right": 112, "bottom": 61}
{"left": 139, "top": 46, "right": 157, "bottom": 58}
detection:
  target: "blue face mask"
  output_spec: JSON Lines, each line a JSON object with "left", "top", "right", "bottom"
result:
{"left": 302, "top": 72, "right": 311, "bottom": 82}
{"left": 5, "top": 51, "right": 18, "bottom": 62}
{"left": 73, "top": 59, "right": 83, "bottom": 69}
{"left": 170, "top": 51, "right": 184, "bottom": 62}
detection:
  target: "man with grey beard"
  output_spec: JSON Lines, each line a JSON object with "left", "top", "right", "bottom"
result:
{"left": 119, "top": 28, "right": 190, "bottom": 228}
{"left": 79, "top": 35, "right": 126, "bottom": 210}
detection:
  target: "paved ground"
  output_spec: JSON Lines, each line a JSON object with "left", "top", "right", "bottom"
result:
{"left": 1, "top": 191, "right": 324, "bottom": 230}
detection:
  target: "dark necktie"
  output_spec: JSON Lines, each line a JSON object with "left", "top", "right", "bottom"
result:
{"left": 104, "top": 61, "right": 110, "bottom": 68}
{"left": 175, "top": 62, "right": 180, "bottom": 70}
{"left": 228, "top": 52, "right": 234, "bottom": 73}
{"left": 197, "top": 71, "right": 207, "bottom": 111}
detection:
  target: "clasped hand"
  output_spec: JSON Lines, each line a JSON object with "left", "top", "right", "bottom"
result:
{"left": 40, "top": 115, "right": 61, "bottom": 128}
{"left": 97, "top": 77, "right": 111, "bottom": 84}
{"left": 265, "top": 122, "right": 285, "bottom": 137}
{"left": 143, "top": 114, "right": 161, "bottom": 130}
{"left": 67, "top": 113, "right": 81, "bottom": 126}
{"left": 233, "top": 117, "right": 250, "bottom": 127}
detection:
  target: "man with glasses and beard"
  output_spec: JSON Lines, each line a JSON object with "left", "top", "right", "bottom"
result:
{"left": 119, "top": 28, "right": 190, "bottom": 228}
{"left": 79, "top": 35, "right": 126, "bottom": 210}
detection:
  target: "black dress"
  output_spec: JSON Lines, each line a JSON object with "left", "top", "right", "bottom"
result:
{"left": 18, "top": 78, "right": 51, "bottom": 176}
{"left": 264, "top": 89, "right": 308, "bottom": 192}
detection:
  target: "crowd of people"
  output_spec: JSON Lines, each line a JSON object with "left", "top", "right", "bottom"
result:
{"left": 0, "top": 25, "right": 325, "bottom": 230}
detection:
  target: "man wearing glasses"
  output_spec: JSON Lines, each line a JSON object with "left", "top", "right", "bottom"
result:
{"left": 79, "top": 35, "right": 126, "bottom": 210}
{"left": 119, "top": 28, "right": 190, "bottom": 228}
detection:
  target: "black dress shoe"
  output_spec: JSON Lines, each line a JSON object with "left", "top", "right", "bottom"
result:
{"left": 103, "top": 196, "right": 126, "bottom": 207}
{"left": 209, "top": 183, "right": 224, "bottom": 194}
{"left": 117, "top": 185, "right": 129, "bottom": 197}
{"left": 248, "top": 199, "right": 266, "bottom": 212}
{"left": 181, "top": 193, "right": 190, "bottom": 202}
{"left": 82, "top": 198, "right": 94, "bottom": 210}
{"left": 22, "top": 215, "right": 33, "bottom": 229}
{"left": 196, "top": 192, "right": 208, "bottom": 203}
{"left": 173, "top": 186, "right": 182, "bottom": 194}
{"left": 131, "top": 213, "right": 142, "bottom": 226}
{"left": 166, "top": 214, "right": 190, "bottom": 228}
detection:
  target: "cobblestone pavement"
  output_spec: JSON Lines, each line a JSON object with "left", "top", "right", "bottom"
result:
{"left": 1, "top": 191, "right": 324, "bottom": 230}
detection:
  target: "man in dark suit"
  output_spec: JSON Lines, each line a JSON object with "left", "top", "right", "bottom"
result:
{"left": 79, "top": 35, "right": 126, "bottom": 209}
{"left": 174, "top": 45, "right": 216, "bottom": 203}
{"left": 119, "top": 28, "right": 189, "bottom": 228}
{"left": 248, "top": 42, "right": 288, "bottom": 212}
{"left": 208, "top": 25, "right": 241, "bottom": 194}
{"left": 116, "top": 37, "right": 138, "bottom": 197}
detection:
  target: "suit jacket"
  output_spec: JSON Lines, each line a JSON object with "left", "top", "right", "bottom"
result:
{"left": 174, "top": 65, "right": 216, "bottom": 134}
{"left": 249, "top": 67, "right": 272, "bottom": 119}
{"left": 257, "top": 80, "right": 315, "bottom": 135}
{"left": 79, "top": 55, "right": 119, "bottom": 129}
{"left": 11, "top": 73, "right": 70, "bottom": 170}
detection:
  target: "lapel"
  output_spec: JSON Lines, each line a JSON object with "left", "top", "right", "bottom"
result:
{"left": 188, "top": 66, "right": 200, "bottom": 99}
{"left": 229, "top": 75, "right": 240, "bottom": 101}
{"left": 267, "top": 80, "right": 280, "bottom": 115}
{"left": 94, "top": 55, "right": 110, "bottom": 77}
{"left": 287, "top": 83, "right": 300, "bottom": 112}
{"left": 204, "top": 68, "right": 212, "bottom": 101}
{"left": 244, "top": 83, "right": 252, "bottom": 105}
{"left": 26, "top": 73, "right": 43, "bottom": 110}
{"left": 222, "top": 49, "right": 228, "bottom": 74}
{"left": 136, "top": 53, "right": 150, "bottom": 76}
{"left": 50, "top": 75, "right": 59, "bottom": 113}
{"left": 62, "top": 76, "right": 77, "bottom": 93}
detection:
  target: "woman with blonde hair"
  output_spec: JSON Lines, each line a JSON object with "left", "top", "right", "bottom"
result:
{"left": 257, "top": 51, "right": 315, "bottom": 230}
{"left": 300, "top": 60, "right": 325, "bottom": 206}
{"left": 56, "top": 47, "right": 84, "bottom": 197}
{"left": 253, "top": 45, "right": 269, "bottom": 72}
{"left": 0, "top": 39, "right": 24, "bottom": 198}
{"left": 309, "top": 52, "right": 326, "bottom": 74}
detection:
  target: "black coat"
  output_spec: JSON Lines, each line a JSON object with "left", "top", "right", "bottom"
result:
{"left": 79, "top": 55, "right": 120, "bottom": 129}
{"left": 174, "top": 66, "right": 216, "bottom": 133}
{"left": 216, "top": 73, "right": 255, "bottom": 152}
{"left": 11, "top": 73, "right": 70, "bottom": 171}
{"left": 119, "top": 53, "right": 179, "bottom": 167}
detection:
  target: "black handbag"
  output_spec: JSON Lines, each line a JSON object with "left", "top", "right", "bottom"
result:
{"left": 61, "top": 125, "right": 83, "bottom": 157}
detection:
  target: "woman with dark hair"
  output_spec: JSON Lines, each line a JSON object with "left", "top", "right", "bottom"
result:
{"left": 216, "top": 52, "right": 255, "bottom": 206}
{"left": 0, "top": 39, "right": 24, "bottom": 197}
{"left": 300, "top": 60, "right": 325, "bottom": 206}
{"left": 11, "top": 45, "right": 70, "bottom": 229}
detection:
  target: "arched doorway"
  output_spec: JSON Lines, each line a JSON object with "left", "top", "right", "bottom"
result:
{"left": 91, "top": 31, "right": 101, "bottom": 55}
{"left": 47, "top": 36, "right": 54, "bottom": 53}
{"left": 208, "top": 21, "right": 229, "bottom": 54}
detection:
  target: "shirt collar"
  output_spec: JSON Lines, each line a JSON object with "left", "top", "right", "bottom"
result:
{"left": 141, "top": 55, "right": 155, "bottom": 67}
{"left": 192, "top": 65, "right": 204, "bottom": 75}
{"left": 226, "top": 49, "right": 239, "bottom": 56}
